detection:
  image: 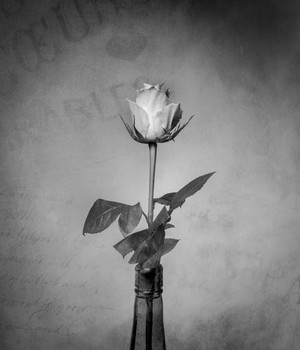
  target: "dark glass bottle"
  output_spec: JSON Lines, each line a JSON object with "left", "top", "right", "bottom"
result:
{"left": 130, "top": 264, "right": 166, "bottom": 350}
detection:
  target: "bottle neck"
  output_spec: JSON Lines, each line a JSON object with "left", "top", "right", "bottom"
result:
{"left": 130, "top": 264, "right": 166, "bottom": 350}
{"left": 134, "top": 264, "right": 163, "bottom": 299}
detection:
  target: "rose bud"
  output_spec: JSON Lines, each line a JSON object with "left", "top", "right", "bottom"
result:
{"left": 120, "top": 83, "right": 193, "bottom": 143}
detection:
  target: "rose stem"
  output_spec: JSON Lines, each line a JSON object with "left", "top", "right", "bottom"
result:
{"left": 147, "top": 142, "right": 157, "bottom": 227}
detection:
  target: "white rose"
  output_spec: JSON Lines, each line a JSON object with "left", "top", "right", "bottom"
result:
{"left": 121, "top": 83, "right": 192, "bottom": 143}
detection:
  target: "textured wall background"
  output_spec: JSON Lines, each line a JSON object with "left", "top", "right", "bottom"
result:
{"left": 1, "top": 0, "right": 300, "bottom": 349}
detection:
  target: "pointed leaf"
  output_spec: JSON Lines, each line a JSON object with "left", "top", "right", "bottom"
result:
{"left": 170, "top": 115, "right": 194, "bottom": 140}
{"left": 154, "top": 192, "right": 176, "bottom": 206}
{"left": 83, "top": 199, "right": 142, "bottom": 236}
{"left": 113, "top": 207, "right": 172, "bottom": 259}
{"left": 165, "top": 223, "right": 175, "bottom": 229}
{"left": 113, "top": 229, "right": 150, "bottom": 258}
{"left": 170, "top": 172, "right": 215, "bottom": 211}
{"left": 83, "top": 199, "right": 122, "bottom": 235}
{"left": 142, "top": 238, "right": 180, "bottom": 268}
{"left": 128, "top": 225, "right": 165, "bottom": 265}
{"left": 118, "top": 202, "right": 143, "bottom": 236}
{"left": 153, "top": 206, "right": 170, "bottom": 228}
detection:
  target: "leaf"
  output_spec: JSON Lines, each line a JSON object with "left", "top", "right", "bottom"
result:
{"left": 153, "top": 206, "right": 170, "bottom": 228}
{"left": 165, "top": 223, "right": 175, "bottom": 229}
{"left": 142, "top": 239, "right": 180, "bottom": 268}
{"left": 118, "top": 202, "right": 143, "bottom": 236}
{"left": 154, "top": 192, "right": 176, "bottom": 206}
{"left": 83, "top": 199, "right": 142, "bottom": 236}
{"left": 113, "top": 229, "right": 150, "bottom": 258}
{"left": 170, "top": 115, "right": 194, "bottom": 140}
{"left": 113, "top": 206, "right": 171, "bottom": 259}
{"left": 128, "top": 225, "right": 165, "bottom": 265}
{"left": 170, "top": 172, "right": 215, "bottom": 211}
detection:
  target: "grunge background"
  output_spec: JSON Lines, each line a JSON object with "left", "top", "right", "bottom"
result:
{"left": 0, "top": 0, "right": 300, "bottom": 349}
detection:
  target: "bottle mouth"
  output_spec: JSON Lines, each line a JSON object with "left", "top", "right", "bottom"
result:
{"left": 134, "top": 264, "right": 163, "bottom": 298}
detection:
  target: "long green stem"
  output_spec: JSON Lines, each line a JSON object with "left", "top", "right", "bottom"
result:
{"left": 148, "top": 143, "right": 157, "bottom": 226}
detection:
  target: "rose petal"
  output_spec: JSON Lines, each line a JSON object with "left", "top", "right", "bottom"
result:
{"left": 155, "top": 103, "right": 182, "bottom": 131}
{"left": 146, "top": 114, "right": 166, "bottom": 141}
{"left": 119, "top": 115, "right": 143, "bottom": 143}
{"left": 144, "top": 129, "right": 158, "bottom": 142}
{"left": 136, "top": 83, "right": 153, "bottom": 94}
{"left": 133, "top": 119, "right": 148, "bottom": 143}
{"left": 127, "top": 99, "right": 150, "bottom": 138}
{"left": 143, "top": 83, "right": 153, "bottom": 89}
{"left": 136, "top": 87, "right": 168, "bottom": 118}
{"left": 155, "top": 82, "right": 164, "bottom": 89}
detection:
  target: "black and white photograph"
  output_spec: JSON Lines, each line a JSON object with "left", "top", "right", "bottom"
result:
{"left": 0, "top": 0, "right": 300, "bottom": 349}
